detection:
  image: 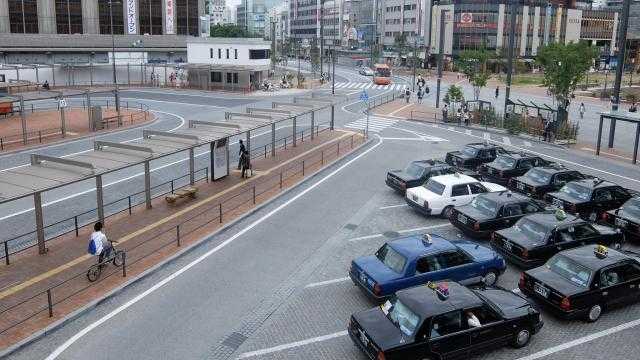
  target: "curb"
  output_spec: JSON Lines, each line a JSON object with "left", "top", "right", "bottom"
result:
{"left": 0, "top": 112, "right": 159, "bottom": 157}
{"left": 0, "top": 135, "right": 373, "bottom": 359}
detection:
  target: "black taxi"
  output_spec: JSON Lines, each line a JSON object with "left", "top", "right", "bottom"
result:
{"left": 491, "top": 211, "right": 624, "bottom": 268}
{"left": 349, "top": 281, "right": 543, "bottom": 360}
{"left": 519, "top": 245, "right": 640, "bottom": 322}
{"left": 603, "top": 196, "right": 640, "bottom": 241}
{"left": 545, "top": 178, "right": 633, "bottom": 222}
{"left": 445, "top": 143, "right": 506, "bottom": 170}
{"left": 450, "top": 191, "right": 547, "bottom": 239}
{"left": 508, "top": 165, "right": 586, "bottom": 200}
{"left": 479, "top": 152, "right": 551, "bottom": 186}
{"left": 386, "top": 160, "right": 455, "bottom": 193}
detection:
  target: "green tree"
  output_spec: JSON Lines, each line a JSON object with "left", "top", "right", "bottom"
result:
{"left": 394, "top": 33, "right": 408, "bottom": 64}
{"left": 457, "top": 49, "right": 492, "bottom": 100}
{"left": 210, "top": 24, "right": 251, "bottom": 38}
{"left": 535, "top": 42, "right": 598, "bottom": 123}
{"left": 443, "top": 85, "right": 465, "bottom": 116}
{"left": 310, "top": 38, "right": 321, "bottom": 75}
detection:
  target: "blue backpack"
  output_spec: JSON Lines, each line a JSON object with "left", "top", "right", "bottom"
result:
{"left": 88, "top": 238, "right": 98, "bottom": 255}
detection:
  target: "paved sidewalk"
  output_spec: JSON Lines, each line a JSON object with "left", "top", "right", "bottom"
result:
{"left": 0, "top": 129, "right": 365, "bottom": 350}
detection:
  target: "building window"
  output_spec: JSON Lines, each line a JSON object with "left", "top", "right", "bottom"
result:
{"left": 56, "top": 0, "right": 83, "bottom": 34}
{"left": 211, "top": 71, "right": 222, "bottom": 82}
{"left": 226, "top": 49, "right": 229, "bottom": 59}
{"left": 233, "top": 73, "right": 238, "bottom": 83}
{"left": 8, "top": 0, "right": 38, "bottom": 33}
{"left": 226, "top": 72, "right": 232, "bottom": 83}
{"left": 139, "top": 0, "right": 163, "bottom": 34}
{"left": 176, "top": 0, "right": 198, "bottom": 35}
{"left": 249, "top": 49, "right": 270, "bottom": 59}
{"left": 218, "top": 48, "right": 221, "bottom": 58}
{"left": 234, "top": 49, "right": 238, "bottom": 59}
{"left": 98, "top": 0, "right": 124, "bottom": 34}
{"left": 210, "top": 48, "right": 213, "bottom": 58}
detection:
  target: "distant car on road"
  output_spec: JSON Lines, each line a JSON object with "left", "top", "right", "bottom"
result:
{"left": 508, "top": 165, "right": 586, "bottom": 200}
{"left": 479, "top": 152, "right": 551, "bottom": 186}
{"left": 405, "top": 173, "right": 506, "bottom": 217}
{"left": 603, "top": 196, "right": 640, "bottom": 240}
{"left": 519, "top": 245, "right": 640, "bottom": 322}
{"left": 349, "top": 281, "right": 543, "bottom": 360}
{"left": 358, "top": 67, "right": 375, "bottom": 76}
{"left": 386, "top": 160, "right": 455, "bottom": 193}
{"left": 445, "top": 143, "right": 506, "bottom": 170}
{"left": 491, "top": 211, "right": 624, "bottom": 268}
{"left": 349, "top": 233, "right": 506, "bottom": 300}
{"left": 450, "top": 191, "right": 547, "bottom": 239}
{"left": 545, "top": 178, "right": 633, "bottom": 222}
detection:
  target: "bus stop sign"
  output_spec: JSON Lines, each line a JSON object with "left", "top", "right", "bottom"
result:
{"left": 360, "top": 90, "right": 369, "bottom": 102}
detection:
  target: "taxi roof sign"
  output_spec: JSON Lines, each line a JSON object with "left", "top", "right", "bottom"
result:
{"left": 594, "top": 245, "right": 608, "bottom": 259}
{"left": 422, "top": 233, "right": 433, "bottom": 244}
{"left": 555, "top": 208, "right": 567, "bottom": 221}
{"left": 426, "top": 281, "right": 450, "bottom": 300}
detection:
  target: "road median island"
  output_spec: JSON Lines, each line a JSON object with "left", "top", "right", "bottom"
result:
{"left": 0, "top": 129, "right": 366, "bottom": 352}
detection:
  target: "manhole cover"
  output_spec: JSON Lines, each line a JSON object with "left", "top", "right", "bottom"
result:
{"left": 383, "top": 231, "right": 400, "bottom": 238}
{"left": 344, "top": 223, "right": 358, "bottom": 230}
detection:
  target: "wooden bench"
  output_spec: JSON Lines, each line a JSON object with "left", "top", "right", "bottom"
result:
{"left": 165, "top": 186, "right": 198, "bottom": 204}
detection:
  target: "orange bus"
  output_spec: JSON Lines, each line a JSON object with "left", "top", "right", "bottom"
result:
{"left": 373, "top": 64, "right": 392, "bottom": 85}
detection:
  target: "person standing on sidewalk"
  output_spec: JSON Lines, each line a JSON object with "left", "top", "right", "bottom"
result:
{"left": 238, "top": 140, "right": 246, "bottom": 170}
{"left": 579, "top": 103, "right": 585, "bottom": 119}
{"left": 405, "top": 87, "right": 411, "bottom": 103}
{"left": 240, "top": 150, "right": 251, "bottom": 178}
{"left": 417, "top": 88, "right": 424, "bottom": 104}
{"left": 442, "top": 104, "right": 449, "bottom": 122}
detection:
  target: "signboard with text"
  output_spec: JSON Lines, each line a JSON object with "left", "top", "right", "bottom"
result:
{"left": 165, "top": 0, "right": 175, "bottom": 34}
{"left": 213, "top": 138, "right": 228, "bottom": 180}
{"left": 127, "top": 0, "right": 137, "bottom": 34}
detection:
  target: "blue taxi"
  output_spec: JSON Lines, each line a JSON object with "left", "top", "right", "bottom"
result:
{"left": 349, "top": 234, "right": 506, "bottom": 300}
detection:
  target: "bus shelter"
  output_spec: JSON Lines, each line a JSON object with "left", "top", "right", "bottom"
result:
{"left": 597, "top": 111, "right": 640, "bottom": 164}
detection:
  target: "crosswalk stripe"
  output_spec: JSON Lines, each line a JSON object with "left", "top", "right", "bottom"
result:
{"left": 359, "top": 83, "right": 367, "bottom": 89}
{"left": 465, "top": 130, "right": 472, "bottom": 135}
{"left": 503, "top": 136, "right": 512, "bottom": 145}
{"left": 483, "top": 132, "right": 490, "bottom": 140}
{"left": 448, "top": 126, "right": 454, "bottom": 131}
{"left": 524, "top": 141, "right": 532, "bottom": 147}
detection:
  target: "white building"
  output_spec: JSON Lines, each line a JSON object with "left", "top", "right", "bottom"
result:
{"left": 209, "top": 0, "right": 229, "bottom": 25}
{"left": 187, "top": 37, "right": 271, "bottom": 90}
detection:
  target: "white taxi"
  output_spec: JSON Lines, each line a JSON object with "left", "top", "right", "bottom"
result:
{"left": 405, "top": 173, "right": 506, "bottom": 217}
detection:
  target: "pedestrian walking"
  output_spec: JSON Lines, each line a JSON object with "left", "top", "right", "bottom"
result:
{"left": 240, "top": 150, "right": 251, "bottom": 178}
{"left": 442, "top": 104, "right": 448, "bottom": 122}
{"left": 417, "top": 75, "right": 426, "bottom": 89}
{"left": 417, "top": 89, "right": 423, "bottom": 104}
{"left": 237, "top": 139, "right": 246, "bottom": 170}
{"left": 579, "top": 103, "right": 585, "bottom": 119}
{"left": 405, "top": 87, "right": 411, "bottom": 104}
{"left": 495, "top": 86, "right": 499, "bottom": 99}
{"left": 456, "top": 108, "right": 463, "bottom": 125}
{"left": 543, "top": 118, "right": 553, "bottom": 142}
{"left": 463, "top": 110, "right": 470, "bottom": 126}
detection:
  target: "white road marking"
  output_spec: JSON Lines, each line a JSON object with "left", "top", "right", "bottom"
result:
{"left": 515, "top": 318, "right": 640, "bottom": 360}
{"left": 121, "top": 97, "right": 227, "bottom": 109}
{"left": 483, "top": 132, "right": 490, "bottom": 140}
{"left": 237, "top": 331, "right": 348, "bottom": 359}
{"left": 44, "top": 135, "right": 385, "bottom": 360}
{"left": 465, "top": 130, "right": 472, "bottom": 135}
{"left": 379, "top": 204, "right": 407, "bottom": 210}
{"left": 348, "top": 223, "right": 451, "bottom": 242}
{"left": 305, "top": 277, "right": 350, "bottom": 288}
{"left": 503, "top": 136, "right": 512, "bottom": 145}
{"left": 524, "top": 141, "right": 533, "bottom": 147}
{"left": 580, "top": 147, "right": 634, "bottom": 161}
{"left": 388, "top": 103, "right": 414, "bottom": 117}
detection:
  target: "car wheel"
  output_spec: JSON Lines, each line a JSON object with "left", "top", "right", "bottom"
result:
{"left": 482, "top": 270, "right": 499, "bottom": 286}
{"left": 442, "top": 206, "right": 454, "bottom": 219}
{"left": 586, "top": 304, "right": 603, "bottom": 323}
{"left": 511, "top": 327, "right": 532, "bottom": 348}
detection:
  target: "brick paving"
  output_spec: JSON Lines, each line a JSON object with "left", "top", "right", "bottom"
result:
{"left": 0, "top": 107, "right": 151, "bottom": 152}
{"left": 0, "top": 129, "right": 365, "bottom": 350}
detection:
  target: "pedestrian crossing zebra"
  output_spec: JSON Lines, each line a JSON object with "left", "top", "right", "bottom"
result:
{"left": 344, "top": 116, "right": 398, "bottom": 133}
{"left": 330, "top": 82, "right": 408, "bottom": 91}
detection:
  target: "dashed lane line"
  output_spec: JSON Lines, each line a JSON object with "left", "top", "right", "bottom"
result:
{"left": 347, "top": 223, "right": 451, "bottom": 242}
{"left": 237, "top": 331, "right": 348, "bottom": 359}
{"left": 379, "top": 204, "right": 408, "bottom": 210}
{"left": 304, "top": 277, "right": 350, "bottom": 288}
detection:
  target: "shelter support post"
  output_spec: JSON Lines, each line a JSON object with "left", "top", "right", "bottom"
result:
{"left": 608, "top": 118, "right": 616, "bottom": 149}
{"left": 293, "top": 116, "right": 297, "bottom": 147}
{"left": 34, "top": 192, "right": 46, "bottom": 254}
{"left": 35, "top": 66, "right": 39, "bottom": 84}
{"left": 89, "top": 63, "right": 93, "bottom": 86}
{"left": 311, "top": 111, "right": 315, "bottom": 140}
{"left": 96, "top": 174, "right": 105, "bottom": 224}
{"left": 86, "top": 90, "right": 92, "bottom": 130}
{"left": 331, "top": 105, "right": 335, "bottom": 130}
{"left": 634, "top": 123, "right": 640, "bottom": 164}
{"left": 189, "top": 148, "right": 195, "bottom": 185}
{"left": 60, "top": 105, "right": 66, "bottom": 138}
{"left": 210, "top": 142, "right": 214, "bottom": 180}
{"left": 271, "top": 123, "right": 276, "bottom": 157}
{"left": 115, "top": 87, "right": 122, "bottom": 126}
{"left": 226, "top": 137, "right": 230, "bottom": 176}
{"left": 246, "top": 131, "right": 251, "bottom": 167}
{"left": 596, "top": 115, "right": 604, "bottom": 156}
{"left": 20, "top": 96, "right": 27, "bottom": 145}
{"left": 144, "top": 160, "right": 152, "bottom": 209}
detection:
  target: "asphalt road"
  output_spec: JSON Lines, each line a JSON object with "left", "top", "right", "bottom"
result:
{"left": 6, "top": 106, "right": 640, "bottom": 360}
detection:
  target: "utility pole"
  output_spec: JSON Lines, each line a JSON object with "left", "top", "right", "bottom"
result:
{"left": 332, "top": 1, "right": 336, "bottom": 94}
{"left": 412, "top": 36, "right": 417, "bottom": 91}
{"left": 320, "top": 0, "right": 324, "bottom": 78}
{"left": 425, "top": 0, "right": 435, "bottom": 71}
{"left": 271, "top": 17, "right": 277, "bottom": 72}
{"left": 109, "top": 0, "right": 121, "bottom": 123}
{"left": 504, "top": 0, "right": 518, "bottom": 114}
{"left": 436, "top": 9, "right": 447, "bottom": 108}
{"left": 609, "top": 0, "right": 632, "bottom": 147}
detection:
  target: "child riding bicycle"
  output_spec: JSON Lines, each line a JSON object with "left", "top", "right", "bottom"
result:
{"left": 88, "top": 222, "right": 116, "bottom": 265}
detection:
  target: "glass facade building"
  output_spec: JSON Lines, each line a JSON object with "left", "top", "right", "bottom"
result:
{"left": 55, "top": 0, "right": 83, "bottom": 34}
{"left": 8, "top": 0, "right": 39, "bottom": 33}
{"left": 139, "top": 0, "right": 165, "bottom": 34}
{"left": 98, "top": 0, "right": 124, "bottom": 34}
{"left": 176, "top": 0, "right": 199, "bottom": 35}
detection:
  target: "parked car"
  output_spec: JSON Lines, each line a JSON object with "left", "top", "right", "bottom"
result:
{"left": 520, "top": 245, "right": 640, "bottom": 322}
{"left": 358, "top": 67, "right": 375, "bottom": 76}
{"left": 349, "top": 282, "right": 543, "bottom": 360}
{"left": 508, "top": 165, "right": 587, "bottom": 200}
{"left": 491, "top": 211, "right": 624, "bottom": 269}
{"left": 450, "top": 191, "right": 547, "bottom": 239}
{"left": 349, "top": 233, "right": 506, "bottom": 300}
{"left": 479, "top": 152, "right": 551, "bottom": 186}
{"left": 603, "top": 196, "right": 640, "bottom": 241}
{"left": 445, "top": 143, "right": 506, "bottom": 170}
{"left": 405, "top": 173, "right": 506, "bottom": 217}
{"left": 545, "top": 178, "right": 633, "bottom": 222}
{"left": 386, "top": 160, "right": 455, "bottom": 193}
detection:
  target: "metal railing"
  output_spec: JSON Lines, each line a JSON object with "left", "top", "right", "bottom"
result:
{"left": 0, "top": 132, "right": 363, "bottom": 339}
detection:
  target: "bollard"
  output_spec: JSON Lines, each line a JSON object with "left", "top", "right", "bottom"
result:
{"left": 301, "top": 130, "right": 304, "bottom": 142}
{"left": 302, "top": 160, "right": 305, "bottom": 176}
{"left": 264, "top": 145, "right": 267, "bottom": 158}
{"left": 253, "top": 186, "right": 256, "bottom": 204}
{"left": 47, "top": 289, "right": 53, "bottom": 317}
{"left": 351, "top": 135, "right": 353, "bottom": 148}
{"left": 176, "top": 225, "right": 181, "bottom": 247}
{"left": 128, "top": 196, "right": 132, "bottom": 215}
{"left": 321, "top": 150, "right": 324, "bottom": 165}
{"left": 284, "top": 138, "right": 287, "bottom": 149}
{"left": 171, "top": 180, "right": 174, "bottom": 194}
{"left": 4, "top": 241, "right": 9, "bottom": 265}
{"left": 1, "top": 138, "right": 3, "bottom": 150}
{"left": 38, "top": 131, "right": 42, "bottom": 143}
{"left": 74, "top": 216, "right": 79, "bottom": 237}
{"left": 280, "top": 172, "right": 283, "bottom": 189}
{"left": 206, "top": 167, "right": 209, "bottom": 183}
{"left": 337, "top": 141, "right": 340, "bottom": 155}
{"left": 122, "top": 252, "right": 126, "bottom": 277}
{"left": 219, "top": 203, "right": 223, "bottom": 223}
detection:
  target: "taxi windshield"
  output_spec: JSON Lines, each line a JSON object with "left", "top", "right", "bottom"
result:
{"left": 385, "top": 298, "right": 420, "bottom": 336}
{"left": 546, "top": 254, "right": 592, "bottom": 287}
{"left": 513, "top": 217, "right": 548, "bottom": 242}
{"left": 494, "top": 156, "right": 516, "bottom": 169}
{"left": 424, "top": 179, "right": 445, "bottom": 195}
{"left": 405, "top": 163, "right": 426, "bottom": 178}
{"left": 525, "top": 168, "right": 552, "bottom": 184}
{"left": 376, "top": 244, "right": 407, "bottom": 274}
{"left": 470, "top": 196, "right": 498, "bottom": 217}
{"left": 623, "top": 197, "right": 640, "bottom": 217}
{"left": 462, "top": 146, "right": 478, "bottom": 157}
{"left": 559, "top": 183, "right": 591, "bottom": 201}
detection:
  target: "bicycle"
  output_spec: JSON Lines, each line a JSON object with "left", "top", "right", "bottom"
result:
{"left": 86, "top": 241, "right": 125, "bottom": 282}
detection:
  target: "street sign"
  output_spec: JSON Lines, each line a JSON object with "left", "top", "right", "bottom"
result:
{"left": 360, "top": 90, "right": 369, "bottom": 102}
{"left": 461, "top": 13, "right": 473, "bottom": 23}
{"left": 58, "top": 98, "right": 68, "bottom": 108}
